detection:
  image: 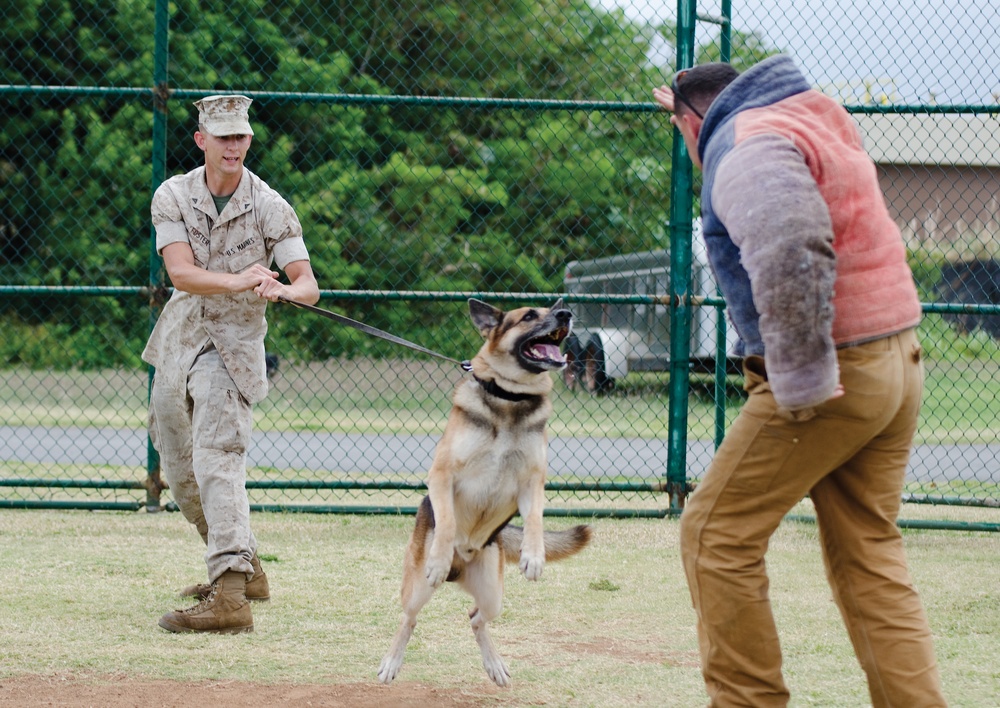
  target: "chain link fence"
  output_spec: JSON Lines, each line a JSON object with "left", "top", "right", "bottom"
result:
{"left": 1, "top": 0, "right": 998, "bottom": 528}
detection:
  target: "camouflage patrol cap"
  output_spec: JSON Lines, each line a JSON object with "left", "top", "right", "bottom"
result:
{"left": 193, "top": 94, "right": 254, "bottom": 136}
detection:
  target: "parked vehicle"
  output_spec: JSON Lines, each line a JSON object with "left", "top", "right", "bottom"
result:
{"left": 561, "top": 223, "right": 739, "bottom": 392}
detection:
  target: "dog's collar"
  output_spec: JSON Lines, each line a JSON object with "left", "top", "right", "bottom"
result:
{"left": 472, "top": 375, "right": 540, "bottom": 403}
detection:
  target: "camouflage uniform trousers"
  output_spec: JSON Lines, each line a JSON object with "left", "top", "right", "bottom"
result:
{"left": 150, "top": 347, "right": 257, "bottom": 583}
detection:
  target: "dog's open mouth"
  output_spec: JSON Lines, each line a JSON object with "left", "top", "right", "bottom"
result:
{"left": 519, "top": 325, "right": 570, "bottom": 369}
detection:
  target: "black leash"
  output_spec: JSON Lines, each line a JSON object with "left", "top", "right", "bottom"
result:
{"left": 278, "top": 297, "right": 472, "bottom": 371}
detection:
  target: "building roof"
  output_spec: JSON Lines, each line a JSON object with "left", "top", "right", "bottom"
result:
{"left": 853, "top": 113, "right": 1000, "bottom": 167}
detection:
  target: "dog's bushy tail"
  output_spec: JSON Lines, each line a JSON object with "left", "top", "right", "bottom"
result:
{"left": 499, "top": 524, "right": 592, "bottom": 562}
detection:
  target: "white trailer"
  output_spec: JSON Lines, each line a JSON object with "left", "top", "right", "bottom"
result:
{"left": 561, "top": 225, "right": 739, "bottom": 392}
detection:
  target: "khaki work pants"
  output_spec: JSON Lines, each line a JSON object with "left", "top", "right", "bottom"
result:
{"left": 150, "top": 348, "right": 257, "bottom": 583}
{"left": 680, "top": 329, "right": 946, "bottom": 707}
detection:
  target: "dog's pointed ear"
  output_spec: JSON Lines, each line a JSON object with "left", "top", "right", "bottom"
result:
{"left": 550, "top": 298, "right": 565, "bottom": 311}
{"left": 468, "top": 298, "right": 503, "bottom": 337}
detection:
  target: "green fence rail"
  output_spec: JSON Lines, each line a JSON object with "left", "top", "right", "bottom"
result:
{"left": 2, "top": 1, "right": 999, "bottom": 530}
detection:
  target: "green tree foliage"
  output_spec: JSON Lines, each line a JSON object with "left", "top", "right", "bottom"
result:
{"left": 0, "top": 0, "right": 774, "bottom": 367}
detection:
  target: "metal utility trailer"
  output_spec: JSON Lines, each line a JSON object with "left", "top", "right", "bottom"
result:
{"left": 561, "top": 231, "right": 739, "bottom": 392}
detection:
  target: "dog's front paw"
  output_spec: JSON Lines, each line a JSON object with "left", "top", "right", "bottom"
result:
{"left": 519, "top": 554, "right": 544, "bottom": 581}
{"left": 424, "top": 556, "right": 450, "bottom": 588}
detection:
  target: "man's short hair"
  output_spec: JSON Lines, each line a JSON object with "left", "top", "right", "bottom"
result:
{"left": 673, "top": 63, "right": 740, "bottom": 118}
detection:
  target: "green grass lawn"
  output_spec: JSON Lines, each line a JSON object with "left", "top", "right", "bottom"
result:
{"left": 0, "top": 509, "right": 997, "bottom": 706}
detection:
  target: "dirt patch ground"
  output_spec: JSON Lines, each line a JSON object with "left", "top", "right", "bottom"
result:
{"left": 0, "top": 675, "right": 500, "bottom": 707}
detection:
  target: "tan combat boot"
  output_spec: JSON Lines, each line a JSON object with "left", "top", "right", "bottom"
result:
{"left": 180, "top": 553, "right": 270, "bottom": 602}
{"left": 159, "top": 570, "right": 254, "bottom": 634}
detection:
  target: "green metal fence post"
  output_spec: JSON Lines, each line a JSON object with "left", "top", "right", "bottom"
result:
{"left": 713, "top": 1, "right": 732, "bottom": 449}
{"left": 666, "top": 0, "right": 699, "bottom": 510}
{"left": 145, "top": 0, "right": 170, "bottom": 512}
{"left": 719, "top": 0, "right": 732, "bottom": 60}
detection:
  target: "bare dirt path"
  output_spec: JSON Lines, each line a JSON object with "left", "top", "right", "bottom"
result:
{"left": 0, "top": 675, "right": 500, "bottom": 707}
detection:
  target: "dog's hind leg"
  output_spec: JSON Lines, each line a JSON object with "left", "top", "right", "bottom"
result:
{"left": 470, "top": 604, "right": 510, "bottom": 687}
{"left": 378, "top": 578, "right": 434, "bottom": 684}
{"left": 378, "top": 545, "right": 437, "bottom": 685}
{"left": 461, "top": 544, "right": 511, "bottom": 687}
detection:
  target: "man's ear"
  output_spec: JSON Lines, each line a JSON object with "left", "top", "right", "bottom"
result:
{"left": 194, "top": 130, "right": 207, "bottom": 151}
{"left": 683, "top": 112, "right": 702, "bottom": 140}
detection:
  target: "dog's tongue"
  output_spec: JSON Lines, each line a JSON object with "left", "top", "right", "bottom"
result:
{"left": 531, "top": 343, "right": 565, "bottom": 361}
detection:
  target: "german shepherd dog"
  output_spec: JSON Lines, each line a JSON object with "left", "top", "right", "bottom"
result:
{"left": 377, "top": 298, "right": 592, "bottom": 687}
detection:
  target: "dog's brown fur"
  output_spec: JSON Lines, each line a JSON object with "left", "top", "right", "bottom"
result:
{"left": 377, "top": 299, "right": 592, "bottom": 687}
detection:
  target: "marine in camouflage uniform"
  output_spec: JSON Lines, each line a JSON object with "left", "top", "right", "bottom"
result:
{"left": 143, "top": 95, "right": 319, "bottom": 634}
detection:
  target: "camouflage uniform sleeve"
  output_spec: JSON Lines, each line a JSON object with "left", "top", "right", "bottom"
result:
{"left": 150, "top": 182, "right": 190, "bottom": 254}
{"left": 262, "top": 195, "right": 310, "bottom": 270}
